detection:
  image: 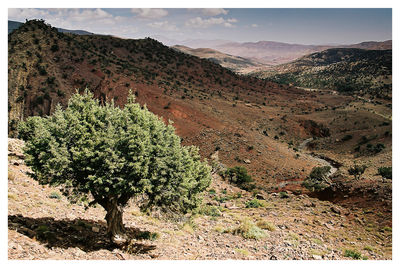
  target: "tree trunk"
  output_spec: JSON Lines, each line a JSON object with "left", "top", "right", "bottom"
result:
{"left": 103, "top": 199, "right": 127, "bottom": 245}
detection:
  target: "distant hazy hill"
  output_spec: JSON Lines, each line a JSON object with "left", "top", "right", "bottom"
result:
{"left": 172, "top": 45, "right": 266, "bottom": 74}
{"left": 8, "top": 20, "right": 93, "bottom": 35}
{"left": 214, "top": 40, "right": 392, "bottom": 65}
{"left": 154, "top": 35, "right": 392, "bottom": 66}
{"left": 252, "top": 48, "right": 392, "bottom": 98}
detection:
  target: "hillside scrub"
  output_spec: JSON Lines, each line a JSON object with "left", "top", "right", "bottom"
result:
{"left": 18, "top": 89, "right": 211, "bottom": 244}
{"left": 222, "top": 166, "right": 255, "bottom": 191}
{"left": 302, "top": 166, "right": 331, "bottom": 192}
{"left": 348, "top": 164, "right": 367, "bottom": 180}
{"left": 378, "top": 167, "right": 392, "bottom": 180}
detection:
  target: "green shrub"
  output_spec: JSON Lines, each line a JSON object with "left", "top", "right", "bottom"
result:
{"left": 378, "top": 167, "right": 392, "bottom": 180}
{"left": 245, "top": 199, "right": 265, "bottom": 208}
{"left": 348, "top": 164, "right": 367, "bottom": 180}
{"left": 344, "top": 249, "right": 366, "bottom": 260}
{"left": 224, "top": 166, "right": 255, "bottom": 191}
{"left": 50, "top": 44, "right": 59, "bottom": 52}
{"left": 302, "top": 166, "right": 331, "bottom": 191}
{"left": 233, "top": 219, "right": 267, "bottom": 240}
{"left": 256, "top": 220, "right": 276, "bottom": 231}
{"left": 279, "top": 191, "right": 289, "bottom": 198}
{"left": 135, "top": 231, "right": 159, "bottom": 241}
{"left": 48, "top": 192, "right": 61, "bottom": 199}
{"left": 197, "top": 205, "right": 221, "bottom": 217}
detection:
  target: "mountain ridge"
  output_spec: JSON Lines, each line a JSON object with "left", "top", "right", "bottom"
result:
{"left": 8, "top": 20, "right": 94, "bottom": 35}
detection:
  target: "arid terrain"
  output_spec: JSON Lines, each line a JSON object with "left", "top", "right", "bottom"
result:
{"left": 8, "top": 20, "right": 392, "bottom": 260}
{"left": 8, "top": 138, "right": 392, "bottom": 260}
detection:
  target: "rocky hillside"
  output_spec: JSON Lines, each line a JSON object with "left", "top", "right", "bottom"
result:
{"left": 8, "top": 19, "right": 275, "bottom": 134}
{"left": 172, "top": 45, "right": 265, "bottom": 74}
{"left": 8, "top": 138, "right": 392, "bottom": 260}
{"left": 252, "top": 48, "right": 392, "bottom": 99}
{"left": 9, "top": 20, "right": 392, "bottom": 196}
{"left": 8, "top": 20, "right": 392, "bottom": 260}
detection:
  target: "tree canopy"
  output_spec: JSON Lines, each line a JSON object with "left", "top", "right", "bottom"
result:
{"left": 18, "top": 90, "right": 211, "bottom": 242}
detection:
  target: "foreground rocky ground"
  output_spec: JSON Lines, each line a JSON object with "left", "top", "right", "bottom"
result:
{"left": 8, "top": 138, "right": 392, "bottom": 260}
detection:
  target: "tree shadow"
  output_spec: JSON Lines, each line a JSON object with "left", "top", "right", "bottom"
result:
{"left": 8, "top": 214, "right": 156, "bottom": 254}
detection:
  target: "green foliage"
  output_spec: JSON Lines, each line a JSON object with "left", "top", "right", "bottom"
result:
{"left": 348, "top": 164, "right": 367, "bottom": 180}
{"left": 18, "top": 89, "right": 211, "bottom": 215}
{"left": 233, "top": 219, "right": 267, "bottom": 240}
{"left": 135, "top": 231, "right": 159, "bottom": 241}
{"left": 256, "top": 220, "right": 276, "bottom": 231}
{"left": 378, "top": 167, "right": 392, "bottom": 180}
{"left": 279, "top": 191, "right": 289, "bottom": 198}
{"left": 344, "top": 249, "right": 367, "bottom": 260}
{"left": 48, "top": 191, "right": 61, "bottom": 199}
{"left": 224, "top": 166, "right": 255, "bottom": 191}
{"left": 368, "top": 143, "right": 385, "bottom": 154}
{"left": 197, "top": 205, "right": 221, "bottom": 217}
{"left": 50, "top": 44, "right": 59, "bottom": 52}
{"left": 302, "top": 166, "right": 331, "bottom": 192}
{"left": 245, "top": 198, "right": 265, "bottom": 208}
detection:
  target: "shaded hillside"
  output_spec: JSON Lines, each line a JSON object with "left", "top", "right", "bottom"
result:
{"left": 252, "top": 48, "right": 392, "bottom": 98}
{"left": 345, "top": 40, "right": 392, "bottom": 50}
{"left": 172, "top": 45, "right": 265, "bottom": 74}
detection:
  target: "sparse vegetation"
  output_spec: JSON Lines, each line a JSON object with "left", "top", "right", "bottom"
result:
{"left": 245, "top": 199, "right": 265, "bottom": 208}
{"left": 302, "top": 166, "right": 331, "bottom": 191}
{"left": 348, "top": 164, "right": 367, "bottom": 180}
{"left": 279, "top": 191, "right": 289, "bottom": 199}
{"left": 344, "top": 249, "right": 367, "bottom": 260}
{"left": 378, "top": 167, "right": 392, "bottom": 180}
{"left": 233, "top": 218, "right": 267, "bottom": 240}
{"left": 256, "top": 220, "right": 276, "bottom": 231}
{"left": 223, "top": 166, "right": 255, "bottom": 191}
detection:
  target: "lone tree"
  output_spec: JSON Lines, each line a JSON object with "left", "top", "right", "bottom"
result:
{"left": 302, "top": 166, "right": 331, "bottom": 192}
{"left": 18, "top": 90, "right": 211, "bottom": 244}
{"left": 348, "top": 164, "right": 367, "bottom": 180}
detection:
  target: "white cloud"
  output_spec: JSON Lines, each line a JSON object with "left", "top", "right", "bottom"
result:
{"left": 9, "top": 8, "right": 116, "bottom": 29}
{"left": 251, "top": 24, "right": 258, "bottom": 28}
{"left": 185, "top": 16, "right": 237, "bottom": 29}
{"left": 131, "top": 8, "right": 168, "bottom": 19}
{"left": 147, "top": 21, "right": 178, "bottom": 31}
{"left": 9, "top": 8, "right": 50, "bottom": 21}
{"left": 191, "top": 8, "right": 228, "bottom": 16}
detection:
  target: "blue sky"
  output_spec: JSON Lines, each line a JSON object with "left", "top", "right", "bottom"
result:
{"left": 8, "top": 8, "right": 392, "bottom": 45}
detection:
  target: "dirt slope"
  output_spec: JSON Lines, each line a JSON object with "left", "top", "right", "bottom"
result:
{"left": 8, "top": 139, "right": 391, "bottom": 260}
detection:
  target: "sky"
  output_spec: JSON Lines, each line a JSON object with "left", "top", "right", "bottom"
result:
{"left": 8, "top": 8, "right": 392, "bottom": 46}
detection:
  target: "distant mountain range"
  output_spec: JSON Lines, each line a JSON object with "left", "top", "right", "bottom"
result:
{"left": 153, "top": 35, "right": 392, "bottom": 65}
{"left": 8, "top": 20, "right": 94, "bottom": 35}
{"left": 171, "top": 45, "right": 265, "bottom": 74}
